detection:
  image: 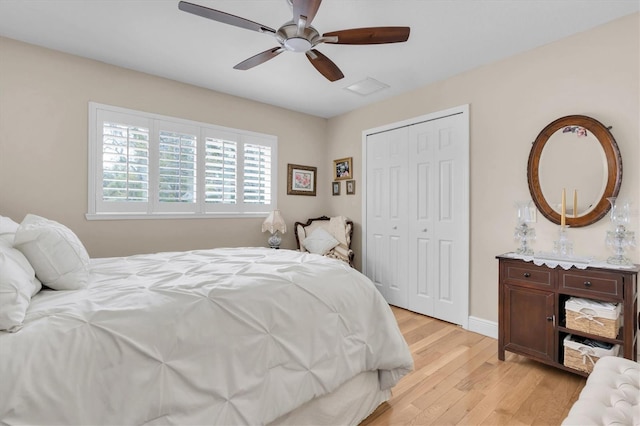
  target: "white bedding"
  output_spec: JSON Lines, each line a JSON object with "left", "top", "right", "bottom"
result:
{"left": 0, "top": 247, "right": 413, "bottom": 425}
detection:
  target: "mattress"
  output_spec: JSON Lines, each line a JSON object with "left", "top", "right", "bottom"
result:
{"left": 0, "top": 247, "right": 413, "bottom": 425}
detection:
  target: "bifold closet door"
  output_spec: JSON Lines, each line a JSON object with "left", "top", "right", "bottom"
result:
{"left": 364, "top": 108, "right": 469, "bottom": 327}
{"left": 365, "top": 127, "right": 409, "bottom": 308}
{"left": 407, "top": 113, "right": 468, "bottom": 325}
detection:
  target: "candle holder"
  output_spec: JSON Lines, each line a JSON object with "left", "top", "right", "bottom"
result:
{"left": 553, "top": 225, "right": 573, "bottom": 257}
{"left": 514, "top": 200, "right": 535, "bottom": 255}
{"left": 515, "top": 223, "right": 536, "bottom": 255}
{"left": 605, "top": 197, "right": 636, "bottom": 265}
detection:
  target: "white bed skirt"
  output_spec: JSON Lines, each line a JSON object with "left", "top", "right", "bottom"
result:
{"left": 271, "top": 371, "right": 390, "bottom": 426}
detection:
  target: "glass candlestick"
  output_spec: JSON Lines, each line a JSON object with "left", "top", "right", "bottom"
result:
{"left": 553, "top": 225, "right": 573, "bottom": 257}
{"left": 514, "top": 200, "right": 535, "bottom": 255}
{"left": 514, "top": 222, "right": 535, "bottom": 255}
{"left": 606, "top": 197, "right": 635, "bottom": 265}
{"left": 606, "top": 226, "right": 636, "bottom": 265}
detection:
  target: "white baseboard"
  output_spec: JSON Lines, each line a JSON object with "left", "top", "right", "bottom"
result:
{"left": 467, "top": 316, "right": 498, "bottom": 339}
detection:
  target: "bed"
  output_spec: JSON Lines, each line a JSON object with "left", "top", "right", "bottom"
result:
{"left": 0, "top": 215, "right": 413, "bottom": 425}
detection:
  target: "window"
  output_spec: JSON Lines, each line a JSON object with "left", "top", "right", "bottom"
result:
{"left": 88, "top": 102, "right": 277, "bottom": 219}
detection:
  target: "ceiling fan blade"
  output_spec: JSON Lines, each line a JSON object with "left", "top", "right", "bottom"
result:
{"left": 323, "top": 27, "right": 410, "bottom": 45}
{"left": 234, "top": 47, "right": 283, "bottom": 70}
{"left": 305, "top": 49, "right": 344, "bottom": 82}
{"left": 292, "top": 0, "right": 322, "bottom": 26}
{"left": 178, "top": 1, "right": 275, "bottom": 34}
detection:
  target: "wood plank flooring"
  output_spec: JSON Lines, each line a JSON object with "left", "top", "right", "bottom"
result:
{"left": 361, "top": 306, "right": 586, "bottom": 426}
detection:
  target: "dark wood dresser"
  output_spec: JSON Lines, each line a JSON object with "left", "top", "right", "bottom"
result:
{"left": 497, "top": 254, "right": 638, "bottom": 376}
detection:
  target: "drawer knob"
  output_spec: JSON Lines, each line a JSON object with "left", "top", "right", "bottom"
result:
{"left": 584, "top": 281, "right": 592, "bottom": 288}
{"left": 523, "top": 272, "right": 531, "bottom": 278}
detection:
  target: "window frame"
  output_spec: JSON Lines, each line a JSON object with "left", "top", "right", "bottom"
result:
{"left": 87, "top": 102, "right": 278, "bottom": 220}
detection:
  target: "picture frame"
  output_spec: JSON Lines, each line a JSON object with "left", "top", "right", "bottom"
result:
{"left": 333, "top": 157, "right": 352, "bottom": 180}
{"left": 332, "top": 181, "right": 341, "bottom": 196}
{"left": 287, "top": 163, "right": 317, "bottom": 196}
{"left": 346, "top": 180, "right": 355, "bottom": 195}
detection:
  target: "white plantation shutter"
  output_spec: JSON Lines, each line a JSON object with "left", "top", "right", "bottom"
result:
{"left": 205, "top": 137, "right": 237, "bottom": 205}
{"left": 88, "top": 102, "right": 277, "bottom": 219}
{"left": 102, "top": 122, "right": 149, "bottom": 202}
{"left": 157, "top": 128, "right": 198, "bottom": 210}
{"left": 243, "top": 143, "right": 271, "bottom": 205}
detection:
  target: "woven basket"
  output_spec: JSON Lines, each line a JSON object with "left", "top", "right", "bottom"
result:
{"left": 563, "top": 335, "right": 620, "bottom": 374}
{"left": 565, "top": 298, "right": 621, "bottom": 339}
{"left": 564, "top": 345, "right": 600, "bottom": 373}
{"left": 566, "top": 310, "right": 620, "bottom": 338}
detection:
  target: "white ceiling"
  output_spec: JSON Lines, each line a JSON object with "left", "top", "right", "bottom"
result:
{"left": 0, "top": 1, "right": 638, "bottom": 118}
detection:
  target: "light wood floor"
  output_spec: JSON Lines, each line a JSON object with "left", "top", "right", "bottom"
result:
{"left": 361, "top": 306, "right": 586, "bottom": 426}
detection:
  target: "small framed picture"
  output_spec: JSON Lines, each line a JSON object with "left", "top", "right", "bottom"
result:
{"left": 287, "top": 163, "right": 317, "bottom": 196}
{"left": 332, "top": 181, "right": 341, "bottom": 196}
{"left": 333, "top": 157, "right": 352, "bottom": 180}
{"left": 346, "top": 180, "right": 355, "bottom": 195}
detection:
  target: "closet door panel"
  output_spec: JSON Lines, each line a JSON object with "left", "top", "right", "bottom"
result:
{"left": 438, "top": 240, "right": 453, "bottom": 302}
{"left": 408, "top": 124, "right": 436, "bottom": 315}
{"left": 416, "top": 236, "right": 431, "bottom": 297}
{"left": 385, "top": 127, "right": 409, "bottom": 308}
{"left": 366, "top": 133, "right": 388, "bottom": 298}
{"left": 432, "top": 114, "right": 468, "bottom": 325}
{"left": 368, "top": 233, "right": 385, "bottom": 295}
{"left": 365, "top": 128, "right": 408, "bottom": 308}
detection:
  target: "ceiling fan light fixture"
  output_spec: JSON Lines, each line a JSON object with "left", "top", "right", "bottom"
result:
{"left": 344, "top": 77, "right": 389, "bottom": 96}
{"left": 284, "top": 37, "right": 312, "bottom": 52}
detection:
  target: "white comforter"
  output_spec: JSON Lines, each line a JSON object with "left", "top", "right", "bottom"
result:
{"left": 0, "top": 248, "right": 413, "bottom": 425}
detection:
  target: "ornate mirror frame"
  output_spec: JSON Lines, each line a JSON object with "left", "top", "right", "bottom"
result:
{"left": 527, "top": 115, "right": 622, "bottom": 227}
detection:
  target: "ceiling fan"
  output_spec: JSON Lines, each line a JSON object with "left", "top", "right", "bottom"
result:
{"left": 178, "top": 0, "right": 410, "bottom": 82}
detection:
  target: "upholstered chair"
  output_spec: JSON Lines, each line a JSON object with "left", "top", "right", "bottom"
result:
{"left": 294, "top": 216, "right": 354, "bottom": 267}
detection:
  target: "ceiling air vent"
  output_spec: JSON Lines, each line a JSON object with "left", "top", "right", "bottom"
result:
{"left": 344, "top": 77, "right": 390, "bottom": 96}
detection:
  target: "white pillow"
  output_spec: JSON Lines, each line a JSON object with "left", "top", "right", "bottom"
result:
{"left": 0, "top": 244, "right": 42, "bottom": 331}
{"left": 14, "top": 214, "right": 89, "bottom": 290}
{"left": 302, "top": 227, "right": 340, "bottom": 255}
{"left": 0, "top": 215, "right": 20, "bottom": 246}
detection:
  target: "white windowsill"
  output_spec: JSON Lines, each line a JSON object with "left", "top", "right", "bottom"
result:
{"left": 85, "top": 212, "right": 269, "bottom": 221}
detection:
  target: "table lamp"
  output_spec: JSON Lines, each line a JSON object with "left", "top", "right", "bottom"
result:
{"left": 262, "top": 210, "right": 287, "bottom": 249}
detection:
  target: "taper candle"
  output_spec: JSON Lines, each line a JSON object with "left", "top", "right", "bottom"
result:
{"left": 561, "top": 188, "right": 566, "bottom": 227}
{"left": 573, "top": 189, "right": 577, "bottom": 218}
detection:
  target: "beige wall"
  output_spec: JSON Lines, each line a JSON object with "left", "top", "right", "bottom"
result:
{"left": 326, "top": 13, "right": 639, "bottom": 322}
{"left": 0, "top": 37, "right": 330, "bottom": 257}
{"left": 1, "top": 13, "right": 638, "bottom": 325}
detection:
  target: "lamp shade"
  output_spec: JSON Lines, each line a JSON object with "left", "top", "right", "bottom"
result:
{"left": 262, "top": 210, "right": 287, "bottom": 234}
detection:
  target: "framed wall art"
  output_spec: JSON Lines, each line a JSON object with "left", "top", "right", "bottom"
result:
{"left": 287, "top": 163, "right": 317, "bottom": 196}
{"left": 333, "top": 157, "right": 352, "bottom": 180}
{"left": 332, "top": 181, "right": 340, "bottom": 196}
{"left": 346, "top": 180, "right": 355, "bottom": 195}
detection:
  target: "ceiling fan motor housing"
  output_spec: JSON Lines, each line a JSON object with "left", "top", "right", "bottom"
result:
{"left": 277, "top": 22, "right": 320, "bottom": 52}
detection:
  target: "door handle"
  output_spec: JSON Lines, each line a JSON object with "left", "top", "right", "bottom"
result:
{"left": 546, "top": 315, "right": 555, "bottom": 326}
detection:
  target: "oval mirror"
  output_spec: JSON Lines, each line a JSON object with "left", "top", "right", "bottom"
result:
{"left": 527, "top": 115, "right": 622, "bottom": 227}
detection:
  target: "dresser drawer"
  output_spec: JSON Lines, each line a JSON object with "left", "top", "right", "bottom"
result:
{"left": 503, "top": 262, "right": 553, "bottom": 288}
{"left": 559, "top": 269, "right": 623, "bottom": 299}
